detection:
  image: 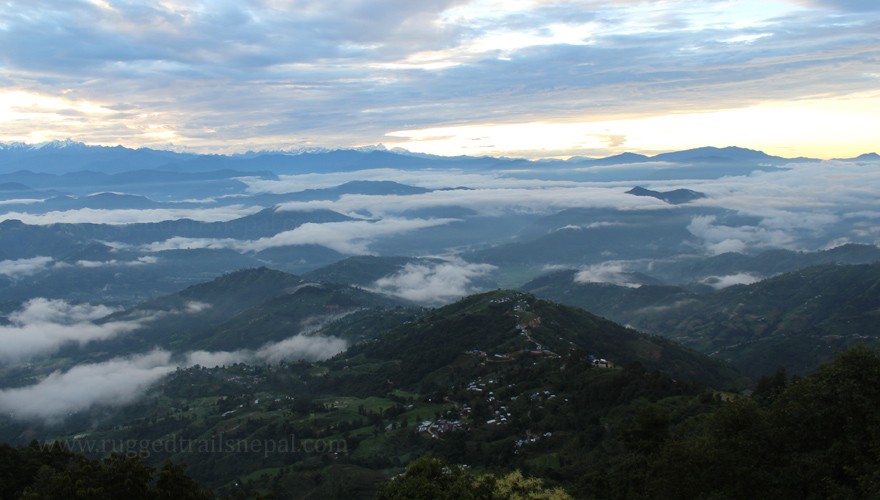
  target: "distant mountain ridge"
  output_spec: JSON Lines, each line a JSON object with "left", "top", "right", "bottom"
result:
{"left": 2, "top": 140, "right": 855, "bottom": 176}
{"left": 834, "top": 152, "right": 880, "bottom": 161}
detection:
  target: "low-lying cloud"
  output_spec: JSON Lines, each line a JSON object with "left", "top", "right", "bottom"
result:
{"left": 369, "top": 257, "right": 497, "bottom": 305}
{"left": 687, "top": 215, "right": 797, "bottom": 255}
{"left": 73, "top": 256, "right": 159, "bottom": 268}
{"left": 274, "top": 185, "right": 666, "bottom": 218}
{"left": 0, "top": 256, "right": 55, "bottom": 278}
{"left": 0, "top": 350, "right": 177, "bottom": 423}
{"left": 0, "top": 332, "right": 349, "bottom": 422}
{"left": 144, "top": 217, "right": 457, "bottom": 255}
{"left": 573, "top": 262, "right": 642, "bottom": 288}
{"left": 255, "top": 335, "right": 347, "bottom": 364}
{"left": 0, "top": 298, "right": 213, "bottom": 364}
{"left": 702, "top": 273, "right": 764, "bottom": 290}
{"left": 553, "top": 221, "right": 624, "bottom": 232}
{"left": 0, "top": 206, "right": 261, "bottom": 225}
{"left": 0, "top": 256, "right": 159, "bottom": 278}
{"left": 0, "top": 198, "right": 45, "bottom": 206}
{"left": 187, "top": 334, "right": 349, "bottom": 367}
{"left": 0, "top": 299, "right": 141, "bottom": 363}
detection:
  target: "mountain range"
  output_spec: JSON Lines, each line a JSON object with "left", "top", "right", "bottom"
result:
{"left": 0, "top": 141, "right": 834, "bottom": 177}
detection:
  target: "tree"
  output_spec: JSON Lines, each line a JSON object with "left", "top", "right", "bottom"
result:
{"left": 377, "top": 456, "right": 572, "bottom": 500}
{"left": 376, "top": 456, "right": 478, "bottom": 500}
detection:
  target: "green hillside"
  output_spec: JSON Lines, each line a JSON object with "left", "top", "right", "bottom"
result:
{"left": 524, "top": 263, "right": 880, "bottom": 377}
{"left": 1, "top": 289, "right": 745, "bottom": 498}
{"left": 6, "top": 279, "right": 880, "bottom": 499}
{"left": 343, "top": 290, "right": 743, "bottom": 390}
{"left": 186, "top": 282, "right": 405, "bottom": 352}
{"left": 24, "top": 268, "right": 413, "bottom": 372}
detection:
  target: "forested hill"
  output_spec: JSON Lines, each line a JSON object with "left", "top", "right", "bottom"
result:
{"left": 524, "top": 262, "right": 880, "bottom": 377}
{"left": 4, "top": 284, "right": 879, "bottom": 498}
{"left": 339, "top": 290, "right": 744, "bottom": 391}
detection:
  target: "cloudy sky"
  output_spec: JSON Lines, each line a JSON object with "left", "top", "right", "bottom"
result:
{"left": 1, "top": 0, "right": 878, "bottom": 158}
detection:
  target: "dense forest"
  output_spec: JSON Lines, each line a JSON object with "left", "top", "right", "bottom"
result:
{"left": 0, "top": 443, "right": 209, "bottom": 499}
{"left": 3, "top": 344, "right": 877, "bottom": 498}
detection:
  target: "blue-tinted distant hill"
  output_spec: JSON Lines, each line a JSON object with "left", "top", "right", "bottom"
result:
{"left": 0, "top": 208, "right": 358, "bottom": 302}
{"left": 559, "top": 146, "right": 819, "bottom": 181}
{"left": 653, "top": 146, "right": 779, "bottom": 163}
{"left": 243, "top": 180, "right": 432, "bottom": 207}
{"left": 38, "top": 192, "right": 163, "bottom": 210}
{"left": 466, "top": 206, "right": 711, "bottom": 266}
{"left": 0, "top": 207, "right": 354, "bottom": 252}
{"left": 834, "top": 152, "right": 879, "bottom": 161}
{"left": 0, "top": 140, "right": 197, "bottom": 174}
{"left": 649, "top": 243, "right": 880, "bottom": 283}
{"left": 0, "top": 169, "right": 267, "bottom": 198}
{"left": 567, "top": 151, "right": 651, "bottom": 165}
{"left": 1, "top": 141, "right": 830, "bottom": 179}
{"left": 626, "top": 186, "right": 706, "bottom": 204}
{"left": 0, "top": 181, "right": 31, "bottom": 191}
{"left": 140, "top": 148, "right": 531, "bottom": 174}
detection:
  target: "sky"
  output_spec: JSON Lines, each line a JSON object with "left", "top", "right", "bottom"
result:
{"left": 0, "top": 0, "right": 878, "bottom": 159}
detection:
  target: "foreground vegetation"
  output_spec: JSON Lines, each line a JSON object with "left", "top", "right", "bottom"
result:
{"left": 0, "top": 443, "right": 209, "bottom": 499}
{"left": 2, "top": 289, "right": 879, "bottom": 498}
{"left": 3, "top": 345, "right": 878, "bottom": 498}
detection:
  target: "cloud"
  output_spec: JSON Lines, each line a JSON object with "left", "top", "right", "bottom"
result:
{"left": 184, "top": 301, "right": 212, "bottom": 314}
{"left": 187, "top": 333, "right": 348, "bottom": 368}
{"left": 185, "top": 350, "right": 246, "bottom": 368}
{"left": 687, "top": 215, "right": 797, "bottom": 255}
{"left": 553, "top": 221, "right": 624, "bottom": 232}
{"left": 0, "top": 350, "right": 177, "bottom": 423}
{"left": 74, "top": 255, "right": 159, "bottom": 268}
{"left": 691, "top": 160, "right": 880, "bottom": 215}
{"left": 273, "top": 186, "right": 666, "bottom": 218}
{"left": 369, "top": 257, "right": 497, "bottom": 304}
{"left": 573, "top": 262, "right": 642, "bottom": 288}
{"left": 141, "top": 236, "right": 242, "bottom": 252}
{"left": 790, "top": 0, "right": 880, "bottom": 11}
{"left": 0, "top": 206, "right": 261, "bottom": 225}
{"left": 255, "top": 335, "right": 348, "bottom": 364}
{"left": 1, "top": 0, "right": 876, "bottom": 157}
{"left": 0, "top": 299, "right": 143, "bottom": 363}
{"left": 0, "top": 330, "right": 348, "bottom": 422}
{"left": 666, "top": 158, "right": 880, "bottom": 251}
{"left": 702, "top": 273, "right": 764, "bottom": 290}
{"left": 634, "top": 299, "right": 699, "bottom": 315}
{"left": 0, "top": 198, "right": 45, "bottom": 206}
{"left": 0, "top": 255, "right": 159, "bottom": 278}
{"left": 246, "top": 218, "right": 459, "bottom": 254}
{"left": 144, "top": 217, "right": 458, "bottom": 255}
{"left": 0, "top": 297, "right": 213, "bottom": 364}
{"left": 822, "top": 237, "right": 853, "bottom": 250}
{"left": 0, "top": 256, "right": 55, "bottom": 278}
{"left": 8, "top": 298, "right": 119, "bottom": 324}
